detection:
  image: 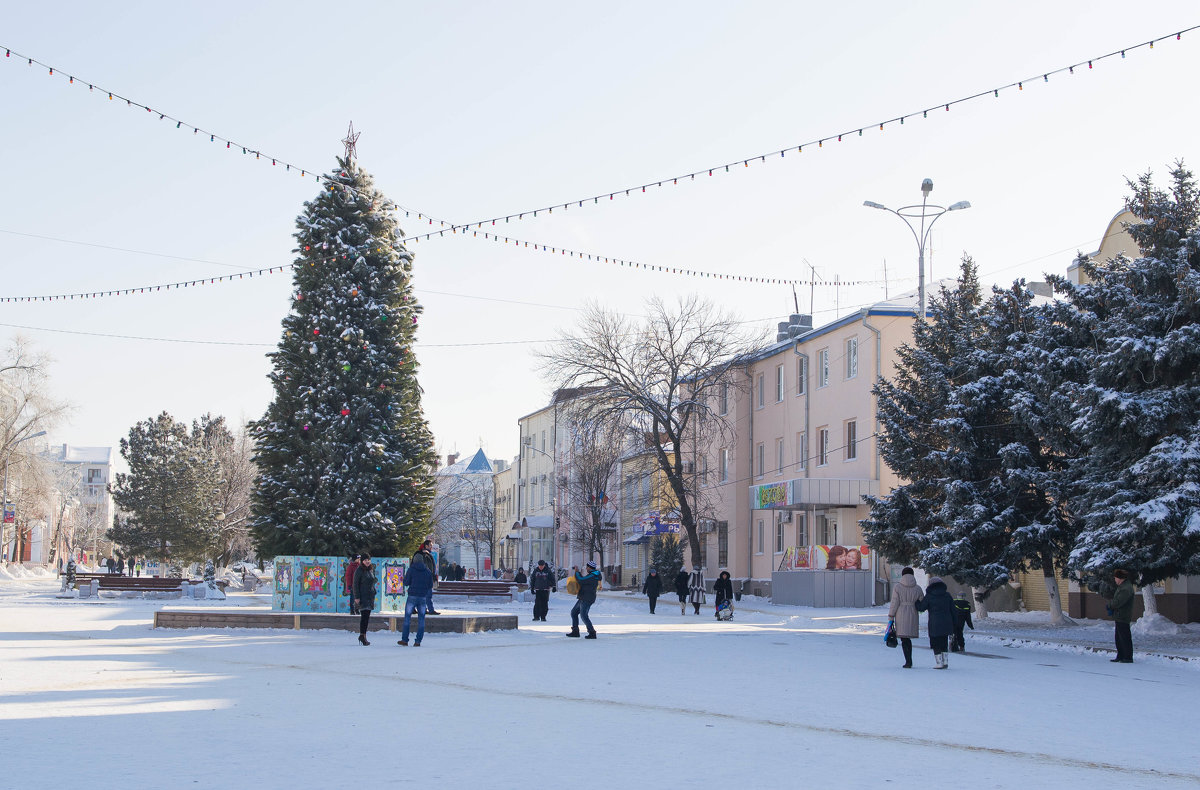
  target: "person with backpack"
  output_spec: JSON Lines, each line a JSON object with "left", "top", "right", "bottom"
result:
{"left": 398, "top": 555, "right": 433, "bottom": 647}
{"left": 529, "top": 559, "right": 556, "bottom": 621}
{"left": 352, "top": 554, "right": 377, "bottom": 646}
{"left": 641, "top": 568, "right": 662, "bottom": 614}
{"left": 951, "top": 592, "right": 974, "bottom": 652}
{"left": 674, "top": 567, "right": 690, "bottom": 614}
{"left": 566, "top": 561, "right": 602, "bottom": 639}
{"left": 915, "top": 576, "right": 955, "bottom": 669}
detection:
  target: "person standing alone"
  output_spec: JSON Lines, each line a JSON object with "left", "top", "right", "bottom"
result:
{"left": 353, "top": 553, "right": 377, "bottom": 646}
{"left": 567, "top": 561, "right": 602, "bottom": 639}
{"left": 411, "top": 539, "right": 440, "bottom": 615}
{"left": 888, "top": 567, "right": 924, "bottom": 668}
{"left": 398, "top": 554, "right": 433, "bottom": 647}
{"left": 529, "top": 559, "right": 556, "bottom": 621}
{"left": 642, "top": 568, "right": 662, "bottom": 614}
{"left": 1108, "top": 568, "right": 1135, "bottom": 663}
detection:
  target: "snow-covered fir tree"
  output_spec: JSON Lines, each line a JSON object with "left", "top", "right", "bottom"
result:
{"left": 1052, "top": 163, "right": 1200, "bottom": 600}
{"left": 251, "top": 156, "right": 436, "bottom": 558}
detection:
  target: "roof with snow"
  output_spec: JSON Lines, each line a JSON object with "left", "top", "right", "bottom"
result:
{"left": 53, "top": 445, "right": 113, "bottom": 465}
{"left": 437, "top": 448, "right": 495, "bottom": 476}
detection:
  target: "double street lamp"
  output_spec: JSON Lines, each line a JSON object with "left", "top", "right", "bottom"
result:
{"left": 864, "top": 178, "right": 971, "bottom": 320}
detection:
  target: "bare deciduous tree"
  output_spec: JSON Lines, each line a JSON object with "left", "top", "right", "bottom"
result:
{"left": 560, "top": 407, "right": 629, "bottom": 570}
{"left": 540, "top": 296, "right": 760, "bottom": 567}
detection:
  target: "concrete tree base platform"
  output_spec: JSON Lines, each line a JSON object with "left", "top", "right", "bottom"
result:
{"left": 153, "top": 610, "right": 518, "bottom": 633}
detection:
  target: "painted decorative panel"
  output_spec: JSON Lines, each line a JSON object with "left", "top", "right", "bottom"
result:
{"left": 273, "top": 556, "right": 406, "bottom": 613}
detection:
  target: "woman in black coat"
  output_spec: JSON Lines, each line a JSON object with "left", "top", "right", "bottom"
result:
{"left": 352, "top": 554, "right": 377, "bottom": 646}
{"left": 713, "top": 570, "right": 734, "bottom": 618}
{"left": 674, "top": 568, "right": 690, "bottom": 614}
{"left": 915, "top": 576, "right": 955, "bottom": 668}
{"left": 641, "top": 569, "right": 663, "bottom": 614}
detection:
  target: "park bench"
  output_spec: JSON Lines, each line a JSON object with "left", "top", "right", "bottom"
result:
{"left": 435, "top": 580, "right": 515, "bottom": 601}
{"left": 97, "top": 576, "right": 186, "bottom": 592}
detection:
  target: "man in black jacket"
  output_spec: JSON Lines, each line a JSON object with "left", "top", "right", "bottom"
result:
{"left": 674, "top": 568, "right": 690, "bottom": 615}
{"left": 529, "top": 559, "right": 556, "bottom": 621}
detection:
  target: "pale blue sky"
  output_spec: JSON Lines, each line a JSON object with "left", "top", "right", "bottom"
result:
{"left": 2, "top": 2, "right": 1198, "bottom": 467}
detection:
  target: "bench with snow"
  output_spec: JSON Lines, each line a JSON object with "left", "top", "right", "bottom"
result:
{"left": 435, "top": 580, "right": 516, "bottom": 601}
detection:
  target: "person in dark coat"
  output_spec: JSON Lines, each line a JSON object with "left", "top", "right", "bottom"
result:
{"left": 398, "top": 557, "right": 433, "bottom": 646}
{"left": 713, "top": 570, "right": 734, "bottom": 618}
{"left": 115, "top": 557, "right": 125, "bottom": 576}
{"left": 529, "top": 559, "right": 556, "bottom": 621}
{"left": 915, "top": 576, "right": 955, "bottom": 668}
{"left": 674, "top": 568, "right": 690, "bottom": 614}
{"left": 343, "top": 554, "right": 361, "bottom": 614}
{"left": 352, "top": 554, "right": 377, "bottom": 646}
{"left": 641, "top": 568, "right": 663, "bottom": 613}
{"left": 514, "top": 567, "right": 528, "bottom": 585}
{"left": 411, "top": 540, "right": 440, "bottom": 615}
{"left": 567, "top": 561, "right": 602, "bottom": 639}
{"left": 951, "top": 592, "right": 974, "bottom": 652}
{"left": 1108, "top": 568, "right": 1135, "bottom": 663}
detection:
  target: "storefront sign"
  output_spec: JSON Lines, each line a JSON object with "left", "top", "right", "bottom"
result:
{"left": 754, "top": 482, "right": 789, "bottom": 509}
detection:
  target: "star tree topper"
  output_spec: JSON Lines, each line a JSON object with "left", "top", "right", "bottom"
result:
{"left": 342, "top": 121, "right": 361, "bottom": 161}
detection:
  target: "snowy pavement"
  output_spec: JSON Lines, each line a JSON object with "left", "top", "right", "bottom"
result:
{"left": 3, "top": 572, "right": 1199, "bottom": 788}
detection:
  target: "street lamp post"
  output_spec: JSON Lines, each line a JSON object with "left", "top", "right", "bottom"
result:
{"left": 2, "top": 430, "right": 48, "bottom": 563}
{"left": 864, "top": 178, "right": 971, "bottom": 320}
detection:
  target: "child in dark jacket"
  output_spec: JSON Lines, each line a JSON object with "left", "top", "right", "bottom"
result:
{"left": 951, "top": 592, "right": 974, "bottom": 652}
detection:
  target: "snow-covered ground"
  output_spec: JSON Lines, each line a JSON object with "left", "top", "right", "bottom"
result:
{"left": 3, "top": 573, "right": 1198, "bottom": 787}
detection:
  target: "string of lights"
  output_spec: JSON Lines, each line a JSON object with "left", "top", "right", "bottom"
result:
{"left": 4, "top": 25, "right": 1195, "bottom": 246}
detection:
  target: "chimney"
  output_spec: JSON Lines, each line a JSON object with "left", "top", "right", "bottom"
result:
{"left": 788, "top": 313, "right": 813, "bottom": 337}
{"left": 776, "top": 321, "right": 791, "bottom": 343}
{"left": 447, "top": 453, "right": 459, "bottom": 467}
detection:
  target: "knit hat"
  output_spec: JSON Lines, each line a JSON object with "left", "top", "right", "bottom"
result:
{"left": 586, "top": 560, "right": 597, "bottom": 570}
{"left": 901, "top": 567, "right": 914, "bottom": 576}
{"left": 928, "top": 576, "right": 944, "bottom": 586}
{"left": 360, "top": 552, "right": 371, "bottom": 561}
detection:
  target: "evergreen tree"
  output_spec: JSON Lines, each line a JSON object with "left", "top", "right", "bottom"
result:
{"left": 650, "top": 533, "right": 684, "bottom": 584}
{"left": 251, "top": 156, "right": 436, "bottom": 559}
{"left": 109, "top": 412, "right": 222, "bottom": 563}
{"left": 1053, "top": 163, "right": 1200, "bottom": 593}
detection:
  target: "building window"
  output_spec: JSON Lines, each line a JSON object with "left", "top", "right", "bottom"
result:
{"left": 718, "top": 382, "right": 728, "bottom": 415}
{"left": 642, "top": 476, "right": 651, "bottom": 508}
{"left": 719, "top": 448, "right": 729, "bottom": 482}
{"left": 797, "top": 432, "right": 807, "bottom": 470}
{"left": 817, "top": 512, "right": 837, "bottom": 545}
{"left": 775, "top": 364, "right": 785, "bottom": 402}
{"left": 845, "top": 420, "right": 857, "bottom": 460}
{"left": 756, "top": 373, "right": 765, "bottom": 408}
{"left": 796, "top": 512, "right": 809, "bottom": 546}
{"left": 700, "top": 456, "right": 708, "bottom": 486}
{"left": 776, "top": 438, "right": 785, "bottom": 475}
{"left": 797, "top": 356, "right": 807, "bottom": 396}
{"left": 818, "top": 349, "right": 829, "bottom": 388}
{"left": 818, "top": 428, "right": 829, "bottom": 466}
{"left": 541, "top": 431, "right": 546, "bottom": 453}
{"left": 775, "top": 518, "right": 785, "bottom": 553}
{"left": 718, "top": 521, "right": 728, "bottom": 567}
{"left": 754, "top": 443, "right": 764, "bottom": 478}
{"left": 846, "top": 337, "right": 858, "bottom": 379}
{"left": 757, "top": 519, "right": 765, "bottom": 554}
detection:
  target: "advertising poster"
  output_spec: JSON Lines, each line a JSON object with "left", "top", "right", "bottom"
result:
{"left": 815, "top": 545, "right": 871, "bottom": 570}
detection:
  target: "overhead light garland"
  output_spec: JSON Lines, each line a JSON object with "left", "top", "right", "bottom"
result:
{"left": 3, "top": 25, "right": 1195, "bottom": 238}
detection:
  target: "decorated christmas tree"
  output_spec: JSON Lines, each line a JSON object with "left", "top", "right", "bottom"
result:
{"left": 251, "top": 141, "right": 436, "bottom": 559}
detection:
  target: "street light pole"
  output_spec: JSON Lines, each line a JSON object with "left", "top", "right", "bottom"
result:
{"left": 2, "top": 430, "right": 48, "bottom": 563}
{"left": 864, "top": 179, "right": 971, "bottom": 320}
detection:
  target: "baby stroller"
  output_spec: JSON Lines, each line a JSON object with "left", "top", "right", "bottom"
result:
{"left": 715, "top": 598, "right": 734, "bottom": 621}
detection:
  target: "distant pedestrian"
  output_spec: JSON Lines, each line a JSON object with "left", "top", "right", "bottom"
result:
{"left": 411, "top": 540, "right": 440, "bottom": 615}
{"left": 529, "top": 559, "right": 556, "bottom": 621}
{"left": 951, "top": 592, "right": 974, "bottom": 652}
{"left": 916, "top": 576, "right": 955, "bottom": 669}
{"left": 1107, "top": 569, "right": 1135, "bottom": 663}
{"left": 674, "top": 568, "right": 690, "bottom": 614}
{"left": 106, "top": 557, "right": 115, "bottom": 574}
{"left": 398, "top": 556, "right": 433, "bottom": 646}
{"left": 713, "top": 570, "right": 733, "bottom": 619}
{"left": 641, "top": 568, "right": 662, "bottom": 614}
{"left": 687, "top": 567, "right": 706, "bottom": 615}
{"left": 115, "top": 557, "right": 125, "bottom": 576}
{"left": 456, "top": 564, "right": 466, "bottom": 581}
{"left": 135, "top": 559, "right": 143, "bottom": 577}
{"left": 344, "top": 554, "right": 361, "bottom": 614}
{"left": 514, "top": 567, "right": 528, "bottom": 585}
{"left": 566, "top": 561, "right": 601, "bottom": 639}
{"left": 353, "top": 554, "right": 377, "bottom": 646}
{"left": 888, "top": 567, "right": 924, "bottom": 669}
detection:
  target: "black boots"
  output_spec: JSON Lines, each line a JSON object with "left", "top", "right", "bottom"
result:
{"left": 566, "top": 627, "right": 580, "bottom": 637}
{"left": 584, "top": 632, "right": 597, "bottom": 639}
{"left": 358, "top": 633, "right": 370, "bottom": 646}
